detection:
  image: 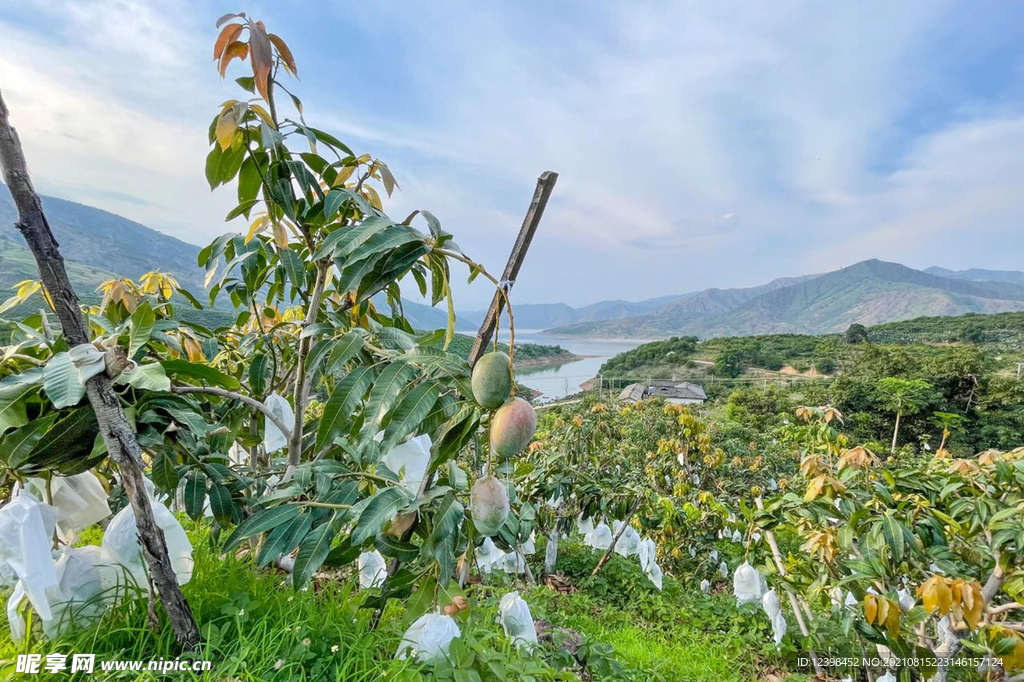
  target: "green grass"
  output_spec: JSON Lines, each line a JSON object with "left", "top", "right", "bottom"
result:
{"left": 1, "top": 524, "right": 808, "bottom": 681}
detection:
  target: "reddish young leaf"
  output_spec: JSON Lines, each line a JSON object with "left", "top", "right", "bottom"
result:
{"left": 215, "top": 12, "right": 244, "bottom": 28}
{"left": 213, "top": 23, "right": 243, "bottom": 60}
{"left": 218, "top": 41, "right": 249, "bottom": 78}
{"left": 268, "top": 34, "right": 297, "bottom": 76}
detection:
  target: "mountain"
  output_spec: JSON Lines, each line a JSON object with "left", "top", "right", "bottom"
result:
{"left": 545, "top": 260, "right": 1024, "bottom": 339}
{"left": 457, "top": 294, "right": 683, "bottom": 330}
{"left": 0, "top": 189, "right": 203, "bottom": 290}
{"left": 924, "top": 266, "right": 1024, "bottom": 286}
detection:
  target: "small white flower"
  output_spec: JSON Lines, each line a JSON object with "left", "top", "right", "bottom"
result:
{"left": 238, "top": 609, "right": 245, "bottom": 617}
{"left": 287, "top": 596, "right": 294, "bottom": 602}
{"left": 302, "top": 637, "right": 311, "bottom": 647}
{"left": 274, "top": 660, "right": 285, "bottom": 671}
{"left": 331, "top": 645, "right": 339, "bottom": 653}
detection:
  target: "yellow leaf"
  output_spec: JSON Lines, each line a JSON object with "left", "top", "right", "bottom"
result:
{"left": 885, "top": 600, "right": 901, "bottom": 638}
{"left": 216, "top": 107, "right": 238, "bottom": 151}
{"left": 272, "top": 221, "right": 289, "bottom": 249}
{"left": 245, "top": 215, "right": 268, "bottom": 243}
{"left": 804, "top": 475, "right": 825, "bottom": 502}
{"left": 863, "top": 595, "right": 878, "bottom": 625}
{"left": 249, "top": 103, "right": 275, "bottom": 128}
{"left": 332, "top": 164, "right": 357, "bottom": 187}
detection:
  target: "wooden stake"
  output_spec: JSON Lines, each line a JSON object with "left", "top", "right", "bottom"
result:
{"left": 0, "top": 88, "right": 200, "bottom": 649}
{"left": 468, "top": 171, "right": 558, "bottom": 367}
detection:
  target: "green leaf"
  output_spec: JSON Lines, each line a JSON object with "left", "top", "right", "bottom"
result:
{"left": 381, "top": 381, "right": 439, "bottom": 451}
{"left": 23, "top": 407, "right": 99, "bottom": 474}
{"left": 279, "top": 247, "right": 306, "bottom": 290}
{"left": 427, "top": 491, "right": 464, "bottom": 545}
{"left": 223, "top": 503, "right": 302, "bottom": 552}
{"left": 0, "top": 414, "right": 57, "bottom": 468}
{"left": 326, "top": 332, "right": 364, "bottom": 374}
{"left": 208, "top": 483, "right": 234, "bottom": 524}
{"left": 362, "top": 362, "right": 416, "bottom": 433}
{"left": 294, "top": 520, "right": 337, "bottom": 589}
{"left": 184, "top": 472, "right": 207, "bottom": 521}
{"left": 316, "top": 367, "right": 372, "bottom": 451}
{"left": 881, "top": 513, "right": 905, "bottom": 565}
{"left": 257, "top": 512, "right": 313, "bottom": 567}
{"left": 151, "top": 450, "right": 180, "bottom": 493}
{"left": 248, "top": 353, "right": 271, "bottom": 396}
{"left": 122, "top": 363, "right": 171, "bottom": 392}
{"left": 43, "top": 352, "right": 85, "bottom": 409}
{"left": 161, "top": 359, "right": 240, "bottom": 389}
{"left": 128, "top": 302, "right": 156, "bottom": 357}
{"left": 352, "top": 487, "right": 412, "bottom": 545}
{"left": 374, "top": 535, "right": 419, "bottom": 562}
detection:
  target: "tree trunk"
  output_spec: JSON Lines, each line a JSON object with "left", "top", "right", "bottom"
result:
{"left": 0, "top": 88, "right": 200, "bottom": 648}
{"left": 891, "top": 411, "right": 901, "bottom": 454}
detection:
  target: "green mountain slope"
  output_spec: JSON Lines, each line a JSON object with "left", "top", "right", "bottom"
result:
{"left": 547, "top": 260, "right": 1024, "bottom": 339}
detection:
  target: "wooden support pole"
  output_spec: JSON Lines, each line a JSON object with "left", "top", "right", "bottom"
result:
{"left": 0, "top": 88, "right": 200, "bottom": 648}
{"left": 468, "top": 171, "right": 557, "bottom": 367}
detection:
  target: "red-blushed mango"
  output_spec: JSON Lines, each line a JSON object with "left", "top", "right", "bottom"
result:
{"left": 490, "top": 397, "right": 537, "bottom": 459}
{"left": 471, "top": 351, "right": 512, "bottom": 409}
{"left": 471, "top": 476, "right": 509, "bottom": 536}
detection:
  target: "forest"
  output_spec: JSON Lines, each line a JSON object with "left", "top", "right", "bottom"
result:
{"left": 0, "top": 13, "right": 1021, "bottom": 682}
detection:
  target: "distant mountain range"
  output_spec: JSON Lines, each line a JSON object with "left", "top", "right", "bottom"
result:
{"left": 3, "top": 190, "right": 1023, "bottom": 341}
{"left": 544, "top": 260, "right": 1024, "bottom": 338}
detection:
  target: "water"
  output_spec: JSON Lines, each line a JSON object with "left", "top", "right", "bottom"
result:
{"left": 468, "top": 329, "right": 645, "bottom": 402}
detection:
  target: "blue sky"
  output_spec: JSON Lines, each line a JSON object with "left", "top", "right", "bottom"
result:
{"left": 1, "top": 1, "right": 1023, "bottom": 308}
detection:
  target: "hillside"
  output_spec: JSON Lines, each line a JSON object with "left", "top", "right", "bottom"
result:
{"left": 0, "top": 188, "right": 203, "bottom": 289}
{"left": 547, "top": 260, "right": 1024, "bottom": 339}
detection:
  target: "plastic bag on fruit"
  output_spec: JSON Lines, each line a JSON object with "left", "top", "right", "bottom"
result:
{"left": 7, "top": 545, "right": 124, "bottom": 641}
{"left": 0, "top": 491, "right": 58, "bottom": 621}
{"left": 358, "top": 550, "right": 387, "bottom": 589}
{"left": 474, "top": 537, "right": 504, "bottom": 574}
{"left": 645, "top": 561, "right": 663, "bottom": 590}
{"left": 718, "top": 561, "right": 728, "bottom": 579}
{"left": 381, "top": 434, "right": 432, "bottom": 496}
{"left": 396, "top": 613, "right": 461, "bottom": 662}
{"left": 637, "top": 537, "right": 657, "bottom": 572}
{"left": 612, "top": 520, "right": 641, "bottom": 557}
{"left": 762, "top": 588, "right": 781, "bottom": 620}
{"left": 263, "top": 392, "right": 294, "bottom": 453}
{"left": 19, "top": 472, "right": 110, "bottom": 543}
{"left": 101, "top": 483, "right": 193, "bottom": 587}
{"left": 700, "top": 579, "right": 711, "bottom": 593}
{"left": 497, "top": 591, "right": 538, "bottom": 650}
{"left": 733, "top": 562, "right": 767, "bottom": 605}
{"left": 521, "top": 531, "right": 536, "bottom": 555}
{"left": 501, "top": 550, "right": 526, "bottom": 575}
{"left": 770, "top": 609, "right": 786, "bottom": 646}
{"left": 576, "top": 515, "right": 594, "bottom": 536}
{"left": 588, "top": 521, "right": 612, "bottom": 550}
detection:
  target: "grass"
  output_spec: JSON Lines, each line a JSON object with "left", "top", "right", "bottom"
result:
{"left": 1, "top": 523, "right": 805, "bottom": 681}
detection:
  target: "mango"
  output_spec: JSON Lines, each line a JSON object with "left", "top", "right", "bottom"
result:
{"left": 490, "top": 397, "right": 537, "bottom": 459}
{"left": 471, "top": 476, "right": 509, "bottom": 536}
{"left": 471, "top": 351, "right": 512, "bottom": 409}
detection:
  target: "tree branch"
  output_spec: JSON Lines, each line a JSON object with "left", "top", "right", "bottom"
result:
{"left": 169, "top": 384, "right": 292, "bottom": 441}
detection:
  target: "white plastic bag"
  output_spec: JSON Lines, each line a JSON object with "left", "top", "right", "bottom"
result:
{"left": 897, "top": 587, "right": 915, "bottom": 612}
{"left": 0, "top": 491, "right": 58, "bottom": 620}
{"left": 381, "top": 434, "right": 431, "bottom": 495}
{"left": 102, "top": 493, "right": 193, "bottom": 587}
{"left": 7, "top": 545, "right": 124, "bottom": 641}
{"left": 718, "top": 561, "right": 728, "bottom": 579}
{"left": 700, "top": 579, "right": 711, "bottom": 593}
{"left": 544, "top": 531, "right": 558, "bottom": 573}
{"left": 497, "top": 591, "right": 537, "bottom": 649}
{"left": 576, "top": 515, "right": 594, "bottom": 536}
{"left": 587, "top": 522, "right": 612, "bottom": 550}
{"left": 358, "top": 550, "right": 387, "bottom": 589}
{"left": 645, "top": 561, "right": 663, "bottom": 590}
{"left": 710, "top": 549, "right": 719, "bottom": 562}
{"left": 612, "top": 521, "right": 641, "bottom": 557}
{"left": 396, "top": 613, "right": 461, "bottom": 662}
{"left": 475, "top": 537, "right": 504, "bottom": 574}
{"left": 733, "top": 562, "right": 767, "bottom": 605}
{"left": 731, "top": 529, "right": 743, "bottom": 543}
{"left": 501, "top": 550, "right": 526, "bottom": 575}
{"left": 521, "top": 531, "right": 536, "bottom": 556}
{"left": 770, "top": 609, "right": 787, "bottom": 646}
{"left": 21, "top": 472, "right": 110, "bottom": 543}
{"left": 877, "top": 672, "right": 896, "bottom": 682}
{"left": 263, "top": 393, "right": 294, "bottom": 453}
{"left": 637, "top": 537, "right": 657, "bottom": 572}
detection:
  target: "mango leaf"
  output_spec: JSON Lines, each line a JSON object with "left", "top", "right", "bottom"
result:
{"left": 248, "top": 353, "right": 271, "bottom": 396}
{"left": 381, "top": 382, "right": 439, "bottom": 451}
{"left": 208, "top": 483, "right": 235, "bottom": 525}
{"left": 294, "top": 519, "right": 338, "bottom": 589}
{"left": 279, "top": 247, "right": 306, "bottom": 290}
{"left": 150, "top": 450, "right": 180, "bottom": 493}
{"left": 122, "top": 363, "right": 171, "bottom": 392}
{"left": 326, "top": 332, "right": 364, "bottom": 374}
{"left": 128, "top": 302, "right": 156, "bottom": 357}
{"left": 184, "top": 472, "right": 208, "bottom": 520}
{"left": 43, "top": 352, "right": 85, "bottom": 409}
{"left": 361, "top": 362, "right": 416, "bottom": 433}
{"left": 0, "top": 414, "right": 57, "bottom": 468}
{"left": 375, "top": 535, "right": 419, "bottom": 562}
{"left": 257, "top": 512, "right": 313, "bottom": 568}
{"left": 161, "top": 359, "right": 240, "bottom": 389}
{"left": 352, "top": 487, "right": 413, "bottom": 545}
{"left": 223, "top": 503, "right": 302, "bottom": 552}
{"left": 316, "top": 367, "right": 372, "bottom": 450}
{"left": 23, "top": 407, "right": 99, "bottom": 474}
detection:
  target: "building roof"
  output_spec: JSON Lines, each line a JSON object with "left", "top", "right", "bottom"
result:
{"left": 618, "top": 383, "right": 647, "bottom": 402}
{"left": 647, "top": 381, "right": 707, "bottom": 401}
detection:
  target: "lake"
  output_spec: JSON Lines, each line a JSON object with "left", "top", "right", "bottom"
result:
{"left": 465, "top": 329, "right": 645, "bottom": 402}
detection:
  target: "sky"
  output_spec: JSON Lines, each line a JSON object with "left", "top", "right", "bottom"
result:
{"left": 1, "top": 1, "right": 1023, "bottom": 309}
